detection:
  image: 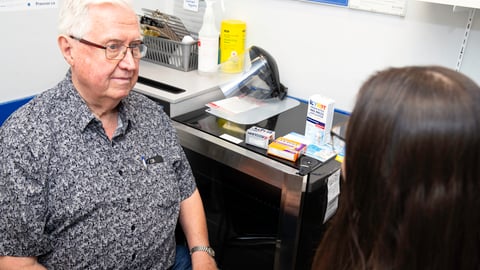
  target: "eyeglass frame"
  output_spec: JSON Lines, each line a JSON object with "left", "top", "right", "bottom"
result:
{"left": 330, "top": 125, "right": 346, "bottom": 154}
{"left": 69, "top": 35, "right": 147, "bottom": 60}
{"left": 330, "top": 130, "right": 345, "bottom": 143}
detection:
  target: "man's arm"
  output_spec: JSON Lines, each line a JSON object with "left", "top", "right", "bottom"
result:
{"left": 179, "top": 188, "right": 217, "bottom": 270}
{"left": 0, "top": 256, "right": 47, "bottom": 270}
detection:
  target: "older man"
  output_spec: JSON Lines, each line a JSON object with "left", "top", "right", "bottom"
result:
{"left": 0, "top": 1, "right": 216, "bottom": 269}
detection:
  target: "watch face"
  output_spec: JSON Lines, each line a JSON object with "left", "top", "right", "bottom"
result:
{"left": 205, "top": 247, "right": 215, "bottom": 257}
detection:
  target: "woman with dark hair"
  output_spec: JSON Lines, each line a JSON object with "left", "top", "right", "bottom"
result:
{"left": 312, "top": 66, "right": 480, "bottom": 270}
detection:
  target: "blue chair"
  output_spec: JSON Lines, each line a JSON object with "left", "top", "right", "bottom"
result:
{"left": 0, "top": 96, "right": 34, "bottom": 126}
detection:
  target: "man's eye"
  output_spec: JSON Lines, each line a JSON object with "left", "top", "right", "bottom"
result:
{"left": 106, "top": 43, "right": 121, "bottom": 50}
{"left": 130, "top": 42, "right": 142, "bottom": 48}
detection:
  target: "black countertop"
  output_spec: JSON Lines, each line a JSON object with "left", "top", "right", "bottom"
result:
{"left": 172, "top": 100, "right": 348, "bottom": 171}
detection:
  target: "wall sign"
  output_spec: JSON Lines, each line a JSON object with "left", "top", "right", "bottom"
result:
{"left": 0, "top": 0, "right": 57, "bottom": 11}
{"left": 302, "top": 0, "right": 408, "bottom": 16}
{"left": 349, "top": 0, "right": 407, "bottom": 16}
{"left": 307, "top": 0, "right": 349, "bottom": 6}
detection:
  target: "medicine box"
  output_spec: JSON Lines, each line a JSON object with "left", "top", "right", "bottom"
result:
{"left": 245, "top": 126, "right": 275, "bottom": 149}
{"left": 283, "top": 132, "right": 335, "bottom": 162}
{"left": 304, "top": 95, "right": 335, "bottom": 146}
{"left": 305, "top": 143, "right": 337, "bottom": 162}
{"left": 267, "top": 136, "right": 307, "bottom": 162}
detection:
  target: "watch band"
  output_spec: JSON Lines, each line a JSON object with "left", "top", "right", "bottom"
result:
{"left": 190, "top": 246, "right": 215, "bottom": 257}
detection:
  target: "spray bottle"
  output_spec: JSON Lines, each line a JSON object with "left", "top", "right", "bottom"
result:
{"left": 197, "top": 0, "right": 219, "bottom": 74}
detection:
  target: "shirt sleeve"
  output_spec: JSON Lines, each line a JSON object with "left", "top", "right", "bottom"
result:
{"left": 0, "top": 116, "right": 52, "bottom": 256}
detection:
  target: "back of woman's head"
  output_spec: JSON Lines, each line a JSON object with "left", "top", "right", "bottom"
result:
{"left": 313, "top": 66, "right": 480, "bottom": 270}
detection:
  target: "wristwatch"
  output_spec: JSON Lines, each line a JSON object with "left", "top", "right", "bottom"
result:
{"left": 190, "top": 246, "right": 215, "bottom": 257}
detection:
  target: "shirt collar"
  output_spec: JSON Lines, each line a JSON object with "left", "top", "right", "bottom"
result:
{"left": 61, "top": 70, "right": 133, "bottom": 136}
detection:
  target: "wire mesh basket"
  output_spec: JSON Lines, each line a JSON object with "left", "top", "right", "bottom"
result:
{"left": 143, "top": 35, "right": 198, "bottom": 72}
{"left": 140, "top": 9, "right": 198, "bottom": 72}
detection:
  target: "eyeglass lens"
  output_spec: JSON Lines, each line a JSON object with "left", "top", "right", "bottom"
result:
{"left": 331, "top": 134, "right": 345, "bottom": 153}
{"left": 330, "top": 124, "right": 346, "bottom": 154}
{"left": 105, "top": 43, "right": 147, "bottom": 60}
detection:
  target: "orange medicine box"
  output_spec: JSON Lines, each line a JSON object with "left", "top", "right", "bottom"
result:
{"left": 267, "top": 137, "right": 307, "bottom": 162}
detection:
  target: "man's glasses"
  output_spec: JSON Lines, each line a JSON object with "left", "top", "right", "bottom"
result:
{"left": 70, "top": 36, "right": 147, "bottom": 60}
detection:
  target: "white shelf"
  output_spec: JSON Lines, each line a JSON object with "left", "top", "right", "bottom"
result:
{"left": 417, "top": 0, "right": 480, "bottom": 9}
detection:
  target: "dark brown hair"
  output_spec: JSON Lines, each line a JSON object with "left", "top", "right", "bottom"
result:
{"left": 312, "top": 66, "right": 480, "bottom": 270}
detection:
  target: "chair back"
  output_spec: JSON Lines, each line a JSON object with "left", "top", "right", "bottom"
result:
{"left": 0, "top": 96, "right": 34, "bottom": 126}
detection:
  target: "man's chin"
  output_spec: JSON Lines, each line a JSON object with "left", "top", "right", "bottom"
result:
{"left": 111, "top": 87, "right": 132, "bottom": 100}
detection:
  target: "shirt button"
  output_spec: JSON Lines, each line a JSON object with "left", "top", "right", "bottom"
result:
{"left": 118, "top": 170, "right": 123, "bottom": 176}
{"left": 127, "top": 197, "right": 131, "bottom": 203}
{"left": 131, "top": 253, "right": 137, "bottom": 261}
{"left": 131, "top": 225, "right": 136, "bottom": 231}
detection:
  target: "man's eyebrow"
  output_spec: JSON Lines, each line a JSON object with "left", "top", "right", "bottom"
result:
{"left": 105, "top": 38, "right": 143, "bottom": 44}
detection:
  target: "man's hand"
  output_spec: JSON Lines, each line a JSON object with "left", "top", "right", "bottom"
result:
{"left": 0, "top": 256, "right": 47, "bottom": 270}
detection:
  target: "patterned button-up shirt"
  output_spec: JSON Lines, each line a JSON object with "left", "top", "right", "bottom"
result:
{"left": 0, "top": 71, "right": 196, "bottom": 269}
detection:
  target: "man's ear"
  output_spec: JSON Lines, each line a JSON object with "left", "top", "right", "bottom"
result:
{"left": 58, "top": 35, "right": 74, "bottom": 65}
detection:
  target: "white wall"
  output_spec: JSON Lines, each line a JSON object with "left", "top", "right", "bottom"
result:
{"left": 1, "top": 8, "right": 67, "bottom": 103}
{"left": 0, "top": 1, "right": 170, "bottom": 104}
{"left": 1, "top": 0, "right": 479, "bottom": 113}
{"left": 218, "top": 0, "right": 479, "bottom": 111}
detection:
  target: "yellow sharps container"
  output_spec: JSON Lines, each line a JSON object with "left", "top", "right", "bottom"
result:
{"left": 220, "top": 19, "right": 246, "bottom": 73}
